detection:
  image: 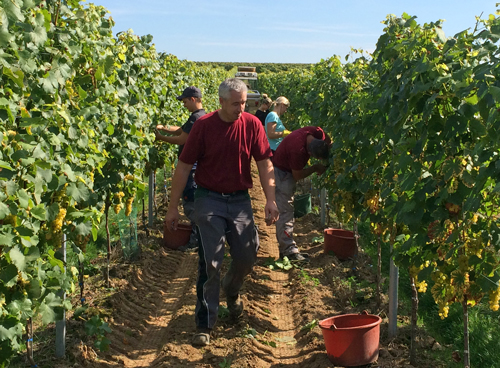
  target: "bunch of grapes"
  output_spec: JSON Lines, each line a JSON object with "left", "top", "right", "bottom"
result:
{"left": 47, "top": 206, "right": 67, "bottom": 248}
{"left": 113, "top": 191, "right": 125, "bottom": 214}
{"left": 365, "top": 190, "right": 379, "bottom": 214}
{"left": 52, "top": 207, "right": 67, "bottom": 233}
{"left": 410, "top": 263, "right": 429, "bottom": 293}
{"left": 125, "top": 195, "right": 135, "bottom": 216}
{"left": 457, "top": 254, "right": 471, "bottom": 272}
{"left": 417, "top": 281, "right": 428, "bottom": 293}
{"left": 488, "top": 285, "right": 500, "bottom": 311}
{"left": 431, "top": 270, "right": 456, "bottom": 319}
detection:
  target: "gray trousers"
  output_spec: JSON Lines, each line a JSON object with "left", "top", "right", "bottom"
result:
{"left": 274, "top": 167, "right": 299, "bottom": 256}
{"left": 182, "top": 199, "right": 198, "bottom": 246}
{"left": 193, "top": 189, "right": 259, "bottom": 330}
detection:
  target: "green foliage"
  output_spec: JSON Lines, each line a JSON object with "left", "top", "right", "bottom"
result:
{"left": 299, "top": 269, "right": 320, "bottom": 287}
{"left": 219, "top": 358, "right": 232, "bottom": 368}
{"left": 194, "top": 61, "right": 313, "bottom": 74}
{"left": 300, "top": 319, "right": 318, "bottom": 332}
{"left": 218, "top": 305, "right": 229, "bottom": 319}
{"left": 262, "top": 10, "right": 500, "bottom": 327}
{"left": 84, "top": 315, "right": 111, "bottom": 352}
{"left": 241, "top": 327, "right": 258, "bottom": 338}
{"left": 265, "top": 256, "right": 294, "bottom": 271}
{"left": 0, "top": 0, "right": 228, "bottom": 362}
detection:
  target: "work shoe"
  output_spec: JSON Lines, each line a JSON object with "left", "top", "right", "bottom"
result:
{"left": 282, "top": 252, "right": 310, "bottom": 263}
{"left": 227, "top": 294, "right": 243, "bottom": 319}
{"left": 192, "top": 328, "right": 211, "bottom": 347}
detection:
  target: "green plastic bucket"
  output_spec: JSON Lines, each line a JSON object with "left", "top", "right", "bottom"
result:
{"left": 294, "top": 193, "right": 311, "bottom": 218}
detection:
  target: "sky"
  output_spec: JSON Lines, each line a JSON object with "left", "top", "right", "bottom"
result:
{"left": 84, "top": 0, "right": 499, "bottom": 64}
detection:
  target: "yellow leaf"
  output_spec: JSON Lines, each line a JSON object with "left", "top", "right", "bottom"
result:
{"left": 57, "top": 109, "right": 71, "bottom": 124}
{"left": 20, "top": 107, "right": 31, "bottom": 118}
{"left": 437, "top": 63, "right": 449, "bottom": 71}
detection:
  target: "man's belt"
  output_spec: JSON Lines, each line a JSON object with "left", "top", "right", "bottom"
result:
{"left": 197, "top": 187, "right": 248, "bottom": 197}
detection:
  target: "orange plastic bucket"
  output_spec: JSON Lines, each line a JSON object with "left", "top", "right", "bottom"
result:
{"left": 323, "top": 228, "right": 358, "bottom": 260}
{"left": 319, "top": 312, "right": 381, "bottom": 366}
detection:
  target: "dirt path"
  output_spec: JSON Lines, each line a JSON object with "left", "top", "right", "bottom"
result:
{"left": 86, "top": 163, "right": 418, "bottom": 368}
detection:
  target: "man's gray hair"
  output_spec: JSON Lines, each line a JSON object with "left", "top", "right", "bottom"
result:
{"left": 308, "top": 139, "right": 330, "bottom": 160}
{"left": 219, "top": 78, "right": 247, "bottom": 100}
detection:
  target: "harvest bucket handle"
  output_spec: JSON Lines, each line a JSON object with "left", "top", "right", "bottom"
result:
{"left": 327, "top": 310, "right": 370, "bottom": 330}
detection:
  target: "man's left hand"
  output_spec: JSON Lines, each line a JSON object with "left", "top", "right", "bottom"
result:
{"left": 154, "top": 129, "right": 163, "bottom": 141}
{"left": 264, "top": 200, "right": 279, "bottom": 225}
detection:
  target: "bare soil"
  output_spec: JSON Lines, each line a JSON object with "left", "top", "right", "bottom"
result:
{"left": 16, "top": 163, "right": 447, "bottom": 368}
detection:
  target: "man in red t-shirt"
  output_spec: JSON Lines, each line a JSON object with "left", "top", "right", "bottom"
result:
{"left": 273, "top": 126, "right": 330, "bottom": 262}
{"left": 164, "top": 78, "right": 279, "bottom": 347}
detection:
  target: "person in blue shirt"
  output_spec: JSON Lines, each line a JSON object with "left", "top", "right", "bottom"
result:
{"left": 265, "top": 96, "right": 291, "bottom": 152}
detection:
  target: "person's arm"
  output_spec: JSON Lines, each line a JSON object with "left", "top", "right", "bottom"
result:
{"left": 164, "top": 160, "right": 193, "bottom": 231}
{"left": 291, "top": 163, "right": 328, "bottom": 181}
{"left": 255, "top": 158, "right": 279, "bottom": 225}
{"left": 156, "top": 124, "right": 183, "bottom": 136}
{"left": 266, "top": 122, "right": 290, "bottom": 139}
{"left": 155, "top": 130, "right": 189, "bottom": 145}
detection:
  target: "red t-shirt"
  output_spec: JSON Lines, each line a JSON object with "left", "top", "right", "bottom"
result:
{"left": 272, "top": 126, "right": 326, "bottom": 172}
{"left": 179, "top": 111, "right": 272, "bottom": 193}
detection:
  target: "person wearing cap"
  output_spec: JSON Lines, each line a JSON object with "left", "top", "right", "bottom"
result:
{"left": 164, "top": 78, "right": 279, "bottom": 347}
{"left": 272, "top": 126, "right": 331, "bottom": 262}
{"left": 264, "top": 96, "right": 292, "bottom": 153}
{"left": 156, "top": 86, "right": 206, "bottom": 251}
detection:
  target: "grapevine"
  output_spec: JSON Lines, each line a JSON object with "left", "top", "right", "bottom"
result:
{"left": 0, "top": 0, "right": 229, "bottom": 363}
{"left": 259, "top": 12, "right": 500, "bottom": 364}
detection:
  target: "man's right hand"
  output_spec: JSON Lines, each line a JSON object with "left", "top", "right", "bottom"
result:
{"left": 156, "top": 124, "right": 167, "bottom": 130}
{"left": 164, "top": 207, "right": 180, "bottom": 232}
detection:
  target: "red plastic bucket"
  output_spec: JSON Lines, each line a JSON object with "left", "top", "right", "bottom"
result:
{"left": 319, "top": 312, "right": 382, "bottom": 366}
{"left": 324, "top": 228, "right": 358, "bottom": 260}
{"left": 163, "top": 222, "right": 192, "bottom": 249}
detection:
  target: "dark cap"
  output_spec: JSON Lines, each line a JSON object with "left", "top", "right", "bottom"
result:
{"left": 176, "top": 86, "right": 202, "bottom": 100}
